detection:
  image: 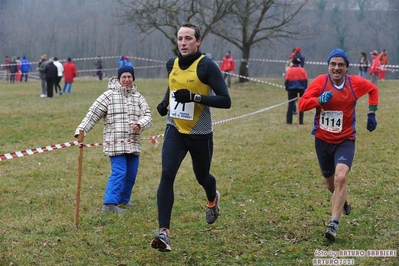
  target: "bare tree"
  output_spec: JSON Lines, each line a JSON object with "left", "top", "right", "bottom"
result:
{"left": 210, "top": 0, "right": 309, "bottom": 81}
{"left": 117, "top": 0, "right": 233, "bottom": 55}
{"left": 386, "top": 0, "right": 399, "bottom": 66}
{"left": 330, "top": 6, "right": 349, "bottom": 49}
{"left": 117, "top": 0, "right": 309, "bottom": 81}
{"left": 1, "top": 0, "right": 396, "bottom": 79}
{"left": 355, "top": 0, "right": 372, "bottom": 22}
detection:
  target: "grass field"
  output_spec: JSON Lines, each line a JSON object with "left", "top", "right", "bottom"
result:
{"left": 0, "top": 77, "right": 398, "bottom": 265}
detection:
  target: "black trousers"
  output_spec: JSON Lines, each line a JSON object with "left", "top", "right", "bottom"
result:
{"left": 287, "top": 89, "right": 304, "bottom": 124}
{"left": 46, "top": 77, "right": 55, "bottom": 98}
{"left": 157, "top": 125, "right": 217, "bottom": 229}
{"left": 55, "top": 76, "right": 62, "bottom": 93}
{"left": 10, "top": 73, "right": 16, "bottom": 83}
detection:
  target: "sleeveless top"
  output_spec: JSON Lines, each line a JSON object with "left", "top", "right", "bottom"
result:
{"left": 168, "top": 55, "right": 213, "bottom": 135}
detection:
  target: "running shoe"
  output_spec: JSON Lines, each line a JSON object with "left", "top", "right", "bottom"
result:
{"left": 151, "top": 229, "right": 171, "bottom": 252}
{"left": 206, "top": 190, "right": 220, "bottom": 224}
{"left": 343, "top": 200, "right": 351, "bottom": 215}
{"left": 324, "top": 221, "right": 338, "bottom": 241}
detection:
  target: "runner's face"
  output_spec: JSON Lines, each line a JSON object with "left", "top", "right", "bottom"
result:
{"left": 328, "top": 57, "right": 348, "bottom": 85}
{"left": 177, "top": 27, "right": 201, "bottom": 58}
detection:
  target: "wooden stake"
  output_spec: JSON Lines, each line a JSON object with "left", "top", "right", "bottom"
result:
{"left": 297, "top": 93, "right": 300, "bottom": 125}
{"left": 74, "top": 130, "right": 84, "bottom": 230}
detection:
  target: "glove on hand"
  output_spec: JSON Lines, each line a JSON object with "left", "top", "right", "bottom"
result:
{"left": 157, "top": 101, "right": 168, "bottom": 116}
{"left": 318, "top": 91, "right": 333, "bottom": 105}
{"left": 174, "top": 89, "right": 193, "bottom": 103}
{"left": 366, "top": 113, "right": 377, "bottom": 132}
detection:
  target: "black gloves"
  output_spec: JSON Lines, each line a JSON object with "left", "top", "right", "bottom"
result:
{"left": 157, "top": 101, "right": 168, "bottom": 116}
{"left": 174, "top": 89, "right": 193, "bottom": 103}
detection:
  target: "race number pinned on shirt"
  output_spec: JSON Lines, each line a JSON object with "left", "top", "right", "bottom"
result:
{"left": 170, "top": 90, "right": 194, "bottom": 120}
{"left": 319, "top": 109, "right": 343, "bottom": 133}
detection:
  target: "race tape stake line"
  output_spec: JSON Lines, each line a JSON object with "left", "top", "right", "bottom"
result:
{"left": 1, "top": 55, "right": 312, "bottom": 162}
{"left": 0, "top": 97, "right": 297, "bottom": 162}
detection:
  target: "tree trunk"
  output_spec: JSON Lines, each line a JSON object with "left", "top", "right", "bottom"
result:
{"left": 238, "top": 46, "right": 250, "bottom": 83}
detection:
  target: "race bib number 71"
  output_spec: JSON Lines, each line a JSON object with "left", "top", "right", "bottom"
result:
{"left": 319, "top": 109, "right": 343, "bottom": 133}
{"left": 169, "top": 90, "right": 195, "bottom": 120}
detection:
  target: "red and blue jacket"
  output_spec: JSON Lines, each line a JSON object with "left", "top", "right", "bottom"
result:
{"left": 299, "top": 74, "right": 378, "bottom": 144}
{"left": 284, "top": 64, "right": 308, "bottom": 91}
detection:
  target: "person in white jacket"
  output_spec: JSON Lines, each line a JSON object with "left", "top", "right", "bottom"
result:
{"left": 53, "top": 57, "right": 64, "bottom": 95}
{"left": 75, "top": 66, "right": 152, "bottom": 213}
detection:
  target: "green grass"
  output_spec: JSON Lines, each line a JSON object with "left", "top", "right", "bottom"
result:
{"left": 0, "top": 77, "right": 398, "bottom": 265}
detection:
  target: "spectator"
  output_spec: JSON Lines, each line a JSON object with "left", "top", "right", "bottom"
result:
{"left": 15, "top": 57, "right": 21, "bottom": 82}
{"left": 123, "top": 56, "right": 133, "bottom": 67}
{"left": 285, "top": 48, "right": 296, "bottom": 74}
{"left": 369, "top": 50, "right": 380, "bottom": 86}
{"left": 44, "top": 57, "right": 58, "bottom": 98}
{"left": 20, "top": 55, "right": 33, "bottom": 82}
{"left": 4, "top": 56, "right": 10, "bottom": 81}
{"left": 15, "top": 56, "right": 22, "bottom": 82}
{"left": 293, "top": 47, "right": 305, "bottom": 67}
{"left": 74, "top": 66, "right": 152, "bottom": 213}
{"left": 358, "top": 52, "right": 369, "bottom": 78}
{"left": 8, "top": 57, "right": 18, "bottom": 83}
{"left": 118, "top": 56, "right": 133, "bottom": 68}
{"left": 289, "top": 48, "right": 296, "bottom": 60}
{"left": 95, "top": 56, "right": 104, "bottom": 81}
{"left": 219, "top": 50, "right": 235, "bottom": 87}
{"left": 118, "top": 56, "right": 125, "bottom": 67}
{"left": 38, "top": 55, "right": 48, "bottom": 97}
{"left": 284, "top": 57, "right": 308, "bottom": 124}
{"left": 53, "top": 57, "right": 64, "bottom": 95}
{"left": 62, "top": 57, "right": 77, "bottom": 94}
{"left": 378, "top": 49, "right": 389, "bottom": 81}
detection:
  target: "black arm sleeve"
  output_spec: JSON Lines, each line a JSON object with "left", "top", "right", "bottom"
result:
{"left": 197, "top": 57, "right": 231, "bottom": 109}
{"left": 159, "top": 58, "right": 176, "bottom": 104}
{"left": 160, "top": 87, "right": 169, "bottom": 103}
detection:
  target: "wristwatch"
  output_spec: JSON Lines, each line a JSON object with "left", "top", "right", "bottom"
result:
{"left": 193, "top": 94, "right": 201, "bottom": 103}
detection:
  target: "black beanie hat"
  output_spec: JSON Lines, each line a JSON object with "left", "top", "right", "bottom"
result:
{"left": 118, "top": 66, "right": 135, "bottom": 80}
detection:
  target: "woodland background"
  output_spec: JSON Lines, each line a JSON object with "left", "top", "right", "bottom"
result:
{"left": 0, "top": 0, "right": 398, "bottom": 79}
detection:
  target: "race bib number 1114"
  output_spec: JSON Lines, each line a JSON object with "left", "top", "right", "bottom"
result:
{"left": 319, "top": 109, "right": 343, "bottom": 133}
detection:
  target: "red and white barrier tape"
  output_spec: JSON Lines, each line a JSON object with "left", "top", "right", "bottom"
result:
{"left": 0, "top": 141, "right": 80, "bottom": 161}
{"left": 0, "top": 55, "right": 166, "bottom": 68}
{"left": 213, "top": 98, "right": 295, "bottom": 125}
{"left": 0, "top": 64, "right": 297, "bottom": 162}
{"left": 244, "top": 58, "right": 399, "bottom": 69}
{"left": 0, "top": 96, "right": 296, "bottom": 162}
{"left": 77, "top": 65, "right": 166, "bottom": 74}
{"left": 224, "top": 71, "right": 285, "bottom": 88}
{"left": 2, "top": 55, "right": 398, "bottom": 70}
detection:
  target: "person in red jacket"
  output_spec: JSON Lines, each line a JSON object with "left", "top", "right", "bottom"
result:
{"left": 219, "top": 50, "right": 235, "bottom": 87}
{"left": 299, "top": 48, "right": 378, "bottom": 242}
{"left": 378, "top": 49, "right": 389, "bottom": 81}
{"left": 369, "top": 50, "right": 380, "bottom": 86}
{"left": 284, "top": 57, "right": 308, "bottom": 124}
{"left": 62, "top": 57, "right": 77, "bottom": 94}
